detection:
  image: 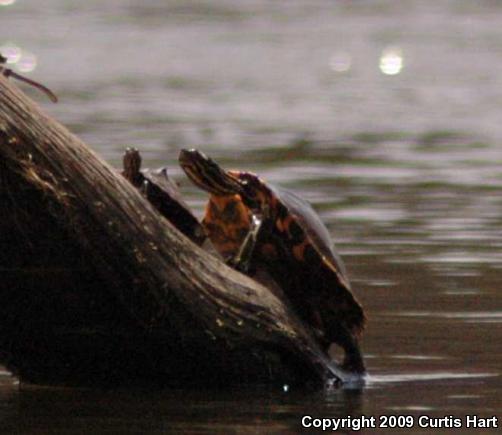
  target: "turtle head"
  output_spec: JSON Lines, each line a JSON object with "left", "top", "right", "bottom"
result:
{"left": 231, "top": 171, "right": 272, "bottom": 216}
{"left": 179, "top": 149, "right": 243, "bottom": 196}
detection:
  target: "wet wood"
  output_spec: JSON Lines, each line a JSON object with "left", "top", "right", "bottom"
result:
{"left": 0, "top": 76, "right": 349, "bottom": 388}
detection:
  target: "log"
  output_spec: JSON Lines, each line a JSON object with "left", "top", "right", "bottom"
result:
{"left": 0, "top": 75, "right": 351, "bottom": 388}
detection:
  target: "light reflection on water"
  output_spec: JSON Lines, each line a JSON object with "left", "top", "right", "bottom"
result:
{"left": 1, "top": 0, "right": 502, "bottom": 433}
{"left": 395, "top": 311, "right": 502, "bottom": 321}
{"left": 379, "top": 47, "right": 404, "bottom": 76}
{"left": 367, "top": 372, "right": 499, "bottom": 386}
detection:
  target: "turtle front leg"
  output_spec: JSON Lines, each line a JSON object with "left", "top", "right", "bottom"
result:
{"left": 228, "top": 213, "right": 264, "bottom": 273}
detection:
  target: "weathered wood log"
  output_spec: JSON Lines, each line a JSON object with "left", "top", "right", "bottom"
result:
{"left": 0, "top": 76, "right": 351, "bottom": 388}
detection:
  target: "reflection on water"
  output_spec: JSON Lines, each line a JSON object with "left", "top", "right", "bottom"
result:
{"left": 379, "top": 47, "right": 404, "bottom": 76}
{"left": 1, "top": 0, "right": 502, "bottom": 433}
{"left": 0, "top": 0, "right": 16, "bottom": 7}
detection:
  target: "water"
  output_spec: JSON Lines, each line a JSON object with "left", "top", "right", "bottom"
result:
{"left": 1, "top": 0, "right": 502, "bottom": 433}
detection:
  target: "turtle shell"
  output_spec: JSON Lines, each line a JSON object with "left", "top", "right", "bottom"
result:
{"left": 233, "top": 172, "right": 365, "bottom": 336}
{"left": 122, "top": 148, "right": 206, "bottom": 245}
{"left": 269, "top": 184, "right": 350, "bottom": 287}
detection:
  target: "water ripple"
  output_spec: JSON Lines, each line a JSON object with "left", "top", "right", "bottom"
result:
{"left": 367, "top": 372, "right": 499, "bottom": 386}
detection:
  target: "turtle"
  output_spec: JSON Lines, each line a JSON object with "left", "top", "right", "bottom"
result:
{"left": 1, "top": 53, "right": 58, "bottom": 103}
{"left": 179, "top": 148, "right": 366, "bottom": 373}
{"left": 122, "top": 147, "right": 206, "bottom": 245}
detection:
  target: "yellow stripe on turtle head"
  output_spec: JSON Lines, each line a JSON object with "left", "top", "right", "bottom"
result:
{"left": 179, "top": 149, "right": 243, "bottom": 196}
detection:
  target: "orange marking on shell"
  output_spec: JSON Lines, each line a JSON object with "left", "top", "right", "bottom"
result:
{"left": 292, "top": 239, "right": 309, "bottom": 261}
{"left": 276, "top": 214, "right": 293, "bottom": 234}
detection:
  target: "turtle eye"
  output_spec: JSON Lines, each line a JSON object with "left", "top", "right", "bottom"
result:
{"left": 240, "top": 183, "right": 263, "bottom": 211}
{"left": 241, "top": 180, "right": 254, "bottom": 197}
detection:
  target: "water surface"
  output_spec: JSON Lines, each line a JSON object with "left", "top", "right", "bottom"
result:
{"left": 1, "top": 0, "right": 501, "bottom": 433}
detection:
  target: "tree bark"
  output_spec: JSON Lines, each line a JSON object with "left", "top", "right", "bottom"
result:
{"left": 0, "top": 76, "right": 349, "bottom": 388}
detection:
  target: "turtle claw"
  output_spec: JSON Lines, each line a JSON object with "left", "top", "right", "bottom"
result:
{"left": 228, "top": 256, "right": 252, "bottom": 274}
